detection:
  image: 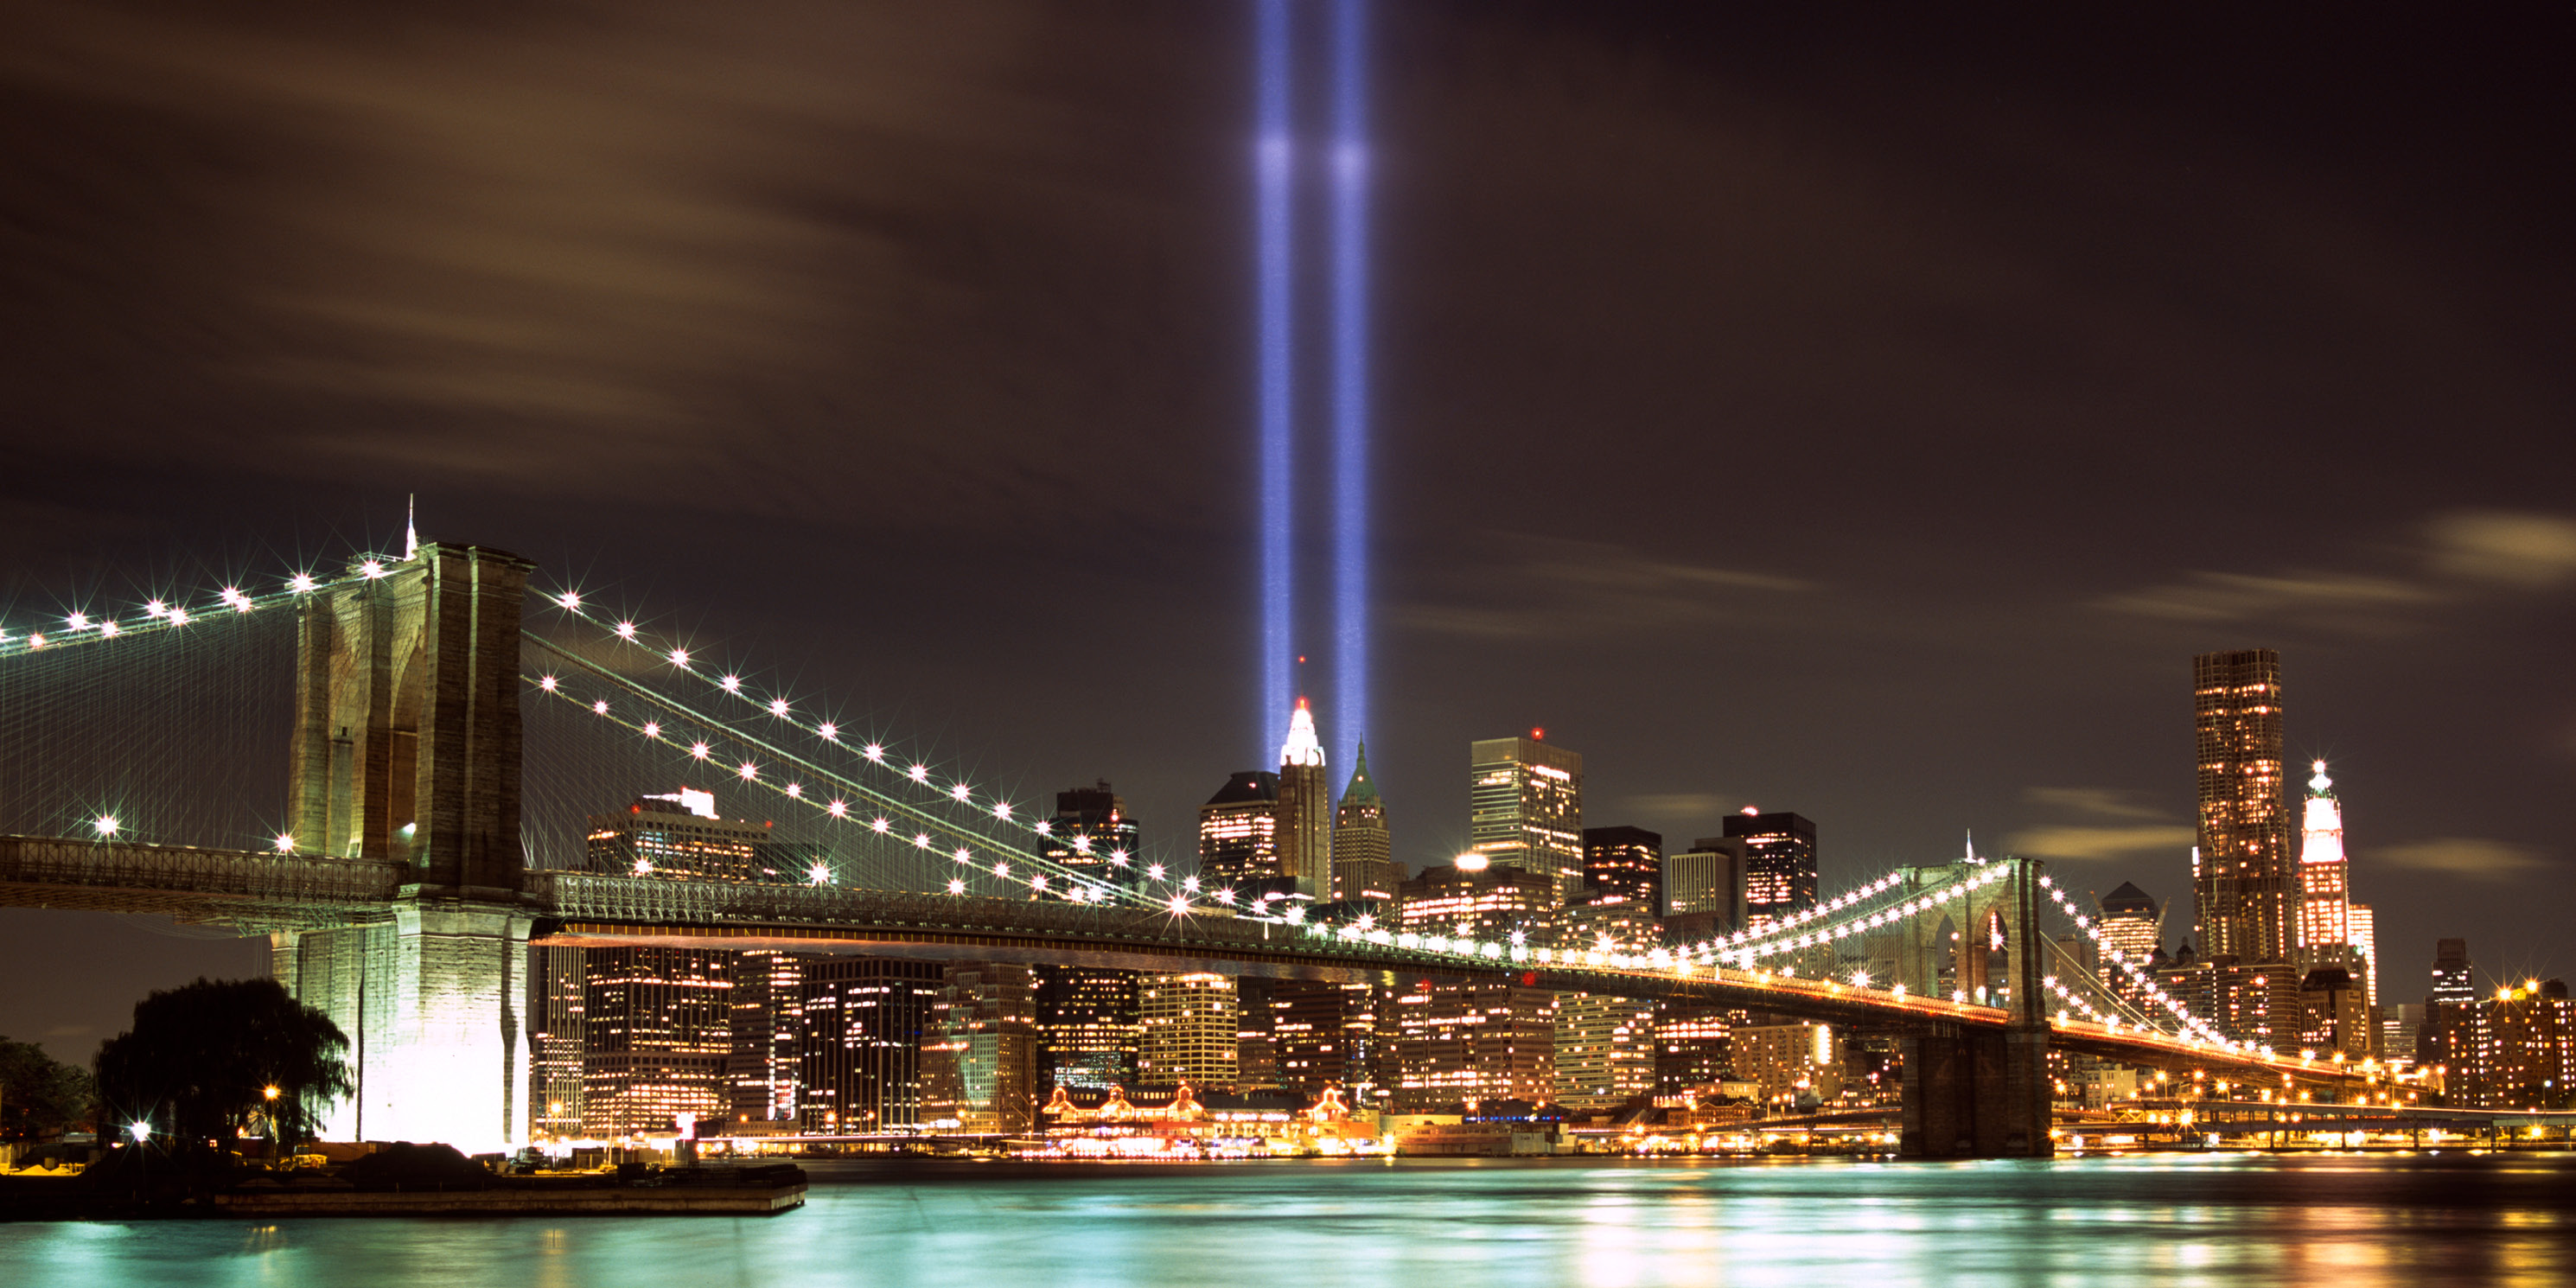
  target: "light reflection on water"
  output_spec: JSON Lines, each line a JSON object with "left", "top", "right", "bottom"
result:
{"left": 5, "top": 1153, "right": 2573, "bottom": 1288}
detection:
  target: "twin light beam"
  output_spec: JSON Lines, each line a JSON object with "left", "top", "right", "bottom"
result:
{"left": 1257, "top": 0, "right": 1371, "bottom": 773}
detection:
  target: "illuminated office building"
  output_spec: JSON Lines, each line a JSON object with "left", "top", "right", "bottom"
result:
{"left": 1276, "top": 699, "right": 1331, "bottom": 898}
{"left": 2452, "top": 979, "right": 2574, "bottom": 1110}
{"left": 1664, "top": 838, "right": 1746, "bottom": 934}
{"left": 2348, "top": 902, "right": 2379, "bottom": 1013}
{"left": 2420, "top": 938, "right": 2478, "bottom": 1068}
{"left": 1197, "top": 771, "right": 1281, "bottom": 889}
{"left": 1723, "top": 810, "right": 1817, "bottom": 933}
{"left": 1653, "top": 999, "right": 1735, "bottom": 1094}
{"left": 2294, "top": 761, "right": 2351, "bottom": 951}
{"left": 1040, "top": 782, "right": 1143, "bottom": 889}
{"left": 2095, "top": 882, "right": 2162, "bottom": 1009}
{"left": 1137, "top": 972, "right": 1240, "bottom": 1092}
{"left": 2192, "top": 650, "right": 2292, "bottom": 964}
{"left": 580, "top": 945, "right": 734, "bottom": 1137}
{"left": 1555, "top": 993, "right": 1657, "bottom": 1110}
{"left": 1580, "top": 825, "right": 1662, "bottom": 910}
{"left": 921, "top": 961, "right": 1038, "bottom": 1133}
{"left": 1398, "top": 858, "right": 1557, "bottom": 942}
{"left": 584, "top": 788, "right": 822, "bottom": 883}
{"left": 1269, "top": 980, "right": 1394, "bottom": 1104}
{"left": 1468, "top": 733, "right": 1584, "bottom": 902}
{"left": 532, "top": 947, "right": 588, "bottom": 1137}
{"left": 1329, "top": 742, "right": 1400, "bottom": 902}
{"left": 1392, "top": 977, "right": 1556, "bottom": 1112}
{"left": 799, "top": 957, "right": 940, "bottom": 1131}
{"left": 729, "top": 952, "right": 804, "bottom": 1123}
{"left": 575, "top": 788, "right": 822, "bottom": 1136}
{"left": 1032, "top": 965, "right": 1138, "bottom": 1092}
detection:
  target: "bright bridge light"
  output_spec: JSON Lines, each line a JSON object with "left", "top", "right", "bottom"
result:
{"left": 818, "top": 723, "right": 838, "bottom": 741}
{"left": 785, "top": 783, "right": 802, "bottom": 798}
{"left": 616, "top": 621, "right": 637, "bottom": 639}
{"left": 592, "top": 699, "right": 608, "bottom": 715}
{"left": 556, "top": 591, "right": 580, "bottom": 609}
{"left": 946, "top": 879, "right": 965, "bottom": 895}
{"left": 93, "top": 815, "right": 118, "bottom": 837}
{"left": 949, "top": 783, "right": 972, "bottom": 802}
{"left": 290, "top": 574, "right": 317, "bottom": 593}
{"left": 539, "top": 675, "right": 558, "bottom": 692}
{"left": 669, "top": 648, "right": 691, "bottom": 669}
{"left": 641, "top": 722, "right": 660, "bottom": 739}
{"left": 360, "top": 559, "right": 385, "bottom": 578}
{"left": 690, "top": 742, "right": 710, "bottom": 759}
{"left": 721, "top": 674, "right": 742, "bottom": 693}
{"left": 908, "top": 764, "right": 928, "bottom": 782}
{"left": 167, "top": 608, "right": 188, "bottom": 627}
{"left": 99, "top": 622, "right": 120, "bottom": 637}
{"left": 274, "top": 834, "right": 296, "bottom": 853}
{"left": 67, "top": 613, "right": 88, "bottom": 629}
{"left": 737, "top": 762, "right": 757, "bottom": 781}
{"left": 992, "top": 801, "right": 1011, "bottom": 819}
{"left": 807, "top": 863, "right": 832, "bottom": 885}
{"left": 768, "top": 698, "right": 790, "bottom": 717}
{"left": 828, "top": 800, "right": 849, "bottom": 818}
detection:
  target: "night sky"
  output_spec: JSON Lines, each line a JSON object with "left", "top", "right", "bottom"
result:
{"left": 3, "top": 3, "right": 2570, "bottom": 1063}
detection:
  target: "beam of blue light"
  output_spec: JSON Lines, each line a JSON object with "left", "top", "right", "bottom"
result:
{"left": 1257, "top": 0, "right": 1294, "bottom": 762}
{"left": 1329, "top": 0, "right": 1369, "bottom": 779}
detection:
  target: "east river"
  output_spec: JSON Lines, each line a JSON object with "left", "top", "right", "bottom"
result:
{"left": 6, "top": 1152, "right": 2573, "bottom": 1287}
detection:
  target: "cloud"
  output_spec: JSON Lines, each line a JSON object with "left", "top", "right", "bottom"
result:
{"left": 1620, "top": 793, "right": 1740, "bottom": 825}
{"left": 2005, "top": 824, "right": 2197, "bottom": 862}
{"left": 2424, "top": 512, "right": 2576, "bottom": 588}
{"left": 2007, "top": 786, "right": 2191, "bottom": 860}
{"left": 2097, "top": 509, "right": 2576, "bottom": 636}
{"left": 2022, "top": 786, "right": 2170, "bottom": 821}
{"left": 2096, "top": 571, "right": 2433, "bottom": 626}
{"left": 1401, "top": 536, "right": 1813, "bottom": 641}
{"left": 2369, "top": 838, "right": 2550, "bottom": 881}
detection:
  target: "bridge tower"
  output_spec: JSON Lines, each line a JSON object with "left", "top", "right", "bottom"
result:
{"left": 270, "top": 543, "right": 540, "bottom": 1150}
{"left": 1893, "top": 857, "right": 2055, "bottom": 1158}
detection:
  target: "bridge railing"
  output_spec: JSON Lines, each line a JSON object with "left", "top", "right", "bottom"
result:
{"left": 0, "top": 834, "right": 407, "bottom": 923}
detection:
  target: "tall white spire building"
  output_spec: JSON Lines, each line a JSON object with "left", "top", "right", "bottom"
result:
{"left": 2295, "top": 760, "right": 2350, "bottom": 951}
{"left": 1275, "top": 699, "right": 1330, "bottom": 900}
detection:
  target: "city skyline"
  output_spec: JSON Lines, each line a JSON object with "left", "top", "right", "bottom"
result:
{"left": 2, "top": 3, "right": 2570, "bottom": 1064}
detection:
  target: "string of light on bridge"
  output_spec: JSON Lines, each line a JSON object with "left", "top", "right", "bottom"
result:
{"left": 0, "top": 568, "right": 381, "bottom": 660}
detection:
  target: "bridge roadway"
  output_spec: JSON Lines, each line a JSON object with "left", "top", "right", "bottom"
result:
{"left": 0, "top": 835, "right": 2339, "bottom": 1088}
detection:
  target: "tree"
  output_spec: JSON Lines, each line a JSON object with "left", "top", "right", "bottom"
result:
{"left": 0, "top": 1036, "right": 97, "bottom": 1138}
{"left": 93, "top": 978, "right": 354, "bottom": 1154}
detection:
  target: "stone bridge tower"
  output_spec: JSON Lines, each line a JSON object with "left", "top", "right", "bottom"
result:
{"left": 271, "top": 543, "right": 539, "bottom": 1150}
{"left": 1891, "top": 858, "right": 2055, "bottom": 1157}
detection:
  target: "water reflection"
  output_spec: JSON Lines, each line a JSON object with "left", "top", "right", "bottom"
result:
{"left": 3, "top": 1154, "right": 2573, "bottom": 1287}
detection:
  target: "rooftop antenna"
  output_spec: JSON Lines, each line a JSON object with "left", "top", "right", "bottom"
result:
{"left": 404, "top": 494, "right": 418, "bottom": 561}
{"left": 1965, "top": 830, "right": 1980, "bottom": 864}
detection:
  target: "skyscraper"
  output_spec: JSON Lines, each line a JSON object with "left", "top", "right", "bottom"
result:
{"left": 2295, "top": 760, "right": 2351, "bottom": 952}
{"left": 1398, "top": 858, "right": 1557, "bottom": 941}
{"left": 730, "top": 952, "right": 805, "bottom": 1124}
{"left": 2193, "top": 649, "right": 2291, "bottom": 964}
{"left": 1032, "top": 966, "right": 1139, "bottom": 1092}
{"left": 921, "top": 961, "right": 1038, "bottom": 1133}
{"left": 1276, "top": 699, "right": 1331, "bottom": 898}
{"left": 799, "top": 957, "right": 941, "bottom": 1132}
{"left": 1040, "top": 782, "right": 1142, "bottom": 888}
{"left": 1725, "top": 810, "right": 1818, "bottom": 933}
{"left": 1329, "top": 742, "right": 1400, "bottom": 902}
{"left": 1269, "top": 980, "right": 1395, "bottom": 1104}
{"left": 1580, "top": 825, "right": 1663, "bottom": 909}
{"left": 576, "top": 789, "right": 822, "bottom": 1135}
{"left": 1196, "top": 771, "right": 1281, "bottom": 889}
{"left": 2420, "top": 937, "right": 2477, "bottom": 1068}
{"left": 2095, "top": 882, "right": 2163, "bottom": 1011}
{"left": 1468, "top": 732, "right": 1584, "bottom": 902}
{"left": 1664, "top": 837, "right": 1747, "bottom": 931}
{"left": 1393, "top": 977, "right": 1557, "bottom": 1112}
{"left": 1137, "top": 972, "right": 1240, "bottom": 1092}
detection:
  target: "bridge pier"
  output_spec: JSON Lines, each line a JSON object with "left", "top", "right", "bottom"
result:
{"left": 1898, "top": 1023, "right": 2054, "bottom": 1157}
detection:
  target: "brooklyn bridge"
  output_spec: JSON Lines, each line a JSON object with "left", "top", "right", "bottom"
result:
{"left": 0, "top": 541, "right": 2372, "bottom": 1158}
